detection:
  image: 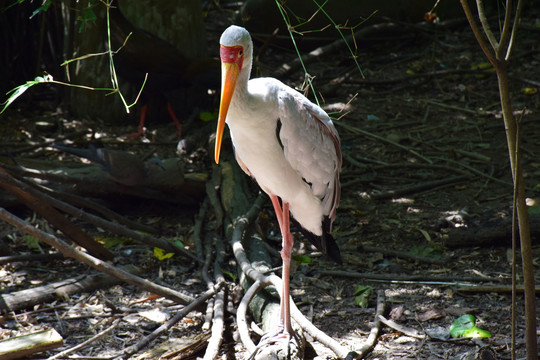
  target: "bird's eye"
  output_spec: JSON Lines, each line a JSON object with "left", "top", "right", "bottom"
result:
{"left": 238, "top": 49, "right": 243, "bottom": 56}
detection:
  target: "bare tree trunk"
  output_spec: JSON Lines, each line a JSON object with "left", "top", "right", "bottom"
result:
{"left": 460, "top": 1, "right": 537, "bottom": 358}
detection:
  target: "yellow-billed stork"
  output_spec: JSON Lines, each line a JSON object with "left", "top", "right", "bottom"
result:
{"left": 215, "top": 25, "right": 342, "bottom": 336}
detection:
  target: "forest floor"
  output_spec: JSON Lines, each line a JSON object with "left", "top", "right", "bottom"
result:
{"left": 1, "top": 2, "right": 540, "bottom": 360}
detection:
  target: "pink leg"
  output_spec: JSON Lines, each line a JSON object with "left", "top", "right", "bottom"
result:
{"left": 270, "top": 195, "right": 293, "bottom": 335}
{"left": 167, "top": 103, "right": 182, "bottom": 137}
{"left": 270, "top": 195, "right": 284, "bottom": 233}
{"left": 126, "top": 104, "right": 148, "bottom": 139}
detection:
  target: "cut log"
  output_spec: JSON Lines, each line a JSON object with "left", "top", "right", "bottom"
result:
{"left": 0, "top": 265, "right": 139, "bottom": 313}
{"left": 0, "top": 328, "right": 63, "bottom": 360}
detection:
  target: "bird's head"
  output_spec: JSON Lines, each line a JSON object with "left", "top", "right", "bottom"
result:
{"left": 215, "top": 25, "right": 252, "bottom": 164}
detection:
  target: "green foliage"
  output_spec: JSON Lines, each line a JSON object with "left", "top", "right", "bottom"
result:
{"left": 173, "top": 240, "right": 184, "bottom": 248}
{"left": 95, "top": 236, "right": 132, "bottom": 249}
{"left": 1, "top": 74, "right": 117, "bottom": 114}
{"left": 1, "top": 75, "right": 51, "bottom": 114}
{"left": 153, "top": 247, "right": 175, "bottom": 261}
{"left": 221, "top": 269, "right": 237, "bottom": 281}
{"left": 409, "top": 244, "right": 442, "bottom": 260}
{"left": 77, "top": 4, "right": 98, "bottom": 33}
{"left": 23, "top": 235, "right": 43, "bottom": 253}
{"left": 353, "top": 284, "right": 372, "bottom": 308}
{"left": 200, "top": 111, "right": 218, "bottom": 122}
{"left": 449, "top": 314, "right": 491, "bottom": 338}
{"left": 527, "top": 204, "right": 540, "bottom": 215}
{"left": 30, "top": 0, "right": 51, "bottom": 18}
{"left": 292, "top": 254, "right": 312, "bottom": 264}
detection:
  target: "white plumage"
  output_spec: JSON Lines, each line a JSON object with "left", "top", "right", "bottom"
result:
{"left": 215, "top": 25, "right": 341, "bottom": 335}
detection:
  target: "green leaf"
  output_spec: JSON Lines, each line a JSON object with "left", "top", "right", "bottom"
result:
{"left": 199, "top": 111, "right": 218, "bottom": 122}
{"left": 292, "top": 255, "right": 312, "bottom": 264}
{"left": 96, "top": 236, "right": 131, "bottom": 248}
{"left": 450, "top": 314, "right": 490, "bottom": 338}
{"left": 409, "top": 244, "right": 441, "bottom": 259}
{"left": 221, "top": 269, "right": 237, "bottom": 281}
{"left": 462, "top": 327, "right": 491, "bottom": 338}
{"left": 23, "top": 235, "right": 42, "bottom": 253}
{"left": 353, "top": 285, "right": 372, "bottom": 308}
{"left": 77, "top": 6, "right": 97, "bottom": 32}
{"left": 528, "top": 204, "right": 540, "bottom": 215}
{"left": 173, "top": 240, "right": 184, "bottom": 248}
{"left": 30, "top": 0, "right": 51, "bottom": 18}
{"left": 1, "top": 75, "right": 52, "bottom": 114}
{"left": 153, "top": 247, "right": 174, "bottom": 261}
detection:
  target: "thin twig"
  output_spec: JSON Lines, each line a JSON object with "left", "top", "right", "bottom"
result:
{"left": 120, "top": 283, "right": 223, "bottom": 359}
{"left": 476, "top": 0, "right": 499, "bottom": 51}
{"left": 378, "top": 314, "right": 425, "bottom": 339}
{"left": 460, "top": 0, "right": 497, "bottom": 66}
{"left": 48, "top": 317, "right": 121, "bottom": 360}
{"left": 498, "top": 0, "right": 513, "bottom": 57}
{"left": 505, "top": 0, "right": 524, "bottom": 60}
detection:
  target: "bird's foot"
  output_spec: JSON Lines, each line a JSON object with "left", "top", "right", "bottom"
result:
{"left": 248, "top": 328, "right": 303, "bottom": 360}
{"left": 124, "top": 132, "right": 144, "bottom": 139}
{"left": 124, "top": 126, "right": 146, "bottom": 139}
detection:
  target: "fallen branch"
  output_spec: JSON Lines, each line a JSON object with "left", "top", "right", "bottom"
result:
{"left": 457, "top": 284, "right": 540, "bottom": 294}
{"left": 0, "top": 267, "right": 138, "bottom": 313}
{"left": 41, "top": 186, "right": 158, "bottom": 234}
{"left": 0, "top": 208, "right": 197, "bottom": 306}
{"left": 0, "top": 328, "right": 63, "bottom": 359}
{"left": 0, "top": 168, "right": 113, "bottom": 260}
{"left": 320, "top": 270, "right": 498, "bottom": 284}
{"left": 120, "top": 282, "right": 224, "bottom": 359}
{"left": 28, "top": 179, "right": 200, "bottom": 262}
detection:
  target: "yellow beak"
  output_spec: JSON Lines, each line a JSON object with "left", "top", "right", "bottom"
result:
{"left": 215, "top": 61, "right": 240, "bottom": 164}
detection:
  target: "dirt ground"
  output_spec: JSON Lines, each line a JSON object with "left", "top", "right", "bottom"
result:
{"left": 1, "top": 2, "right": 540, "bottom": 360}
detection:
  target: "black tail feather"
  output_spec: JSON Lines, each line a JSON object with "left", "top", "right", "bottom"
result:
{"left": 291, "top": 216, "right": 342, "bottom": 265}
